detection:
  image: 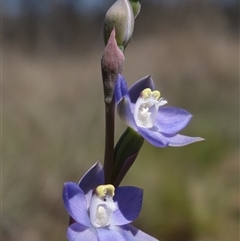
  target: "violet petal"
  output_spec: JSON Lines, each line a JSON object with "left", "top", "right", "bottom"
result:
{"left": 111, "top": 186, "right": 143, "bottom": 225}
{"left": 162, "top": 134, "right": 205, "bottom": 147}
{"left": 138, "top": 127, "right": 169, "bottom": 147}
{"left": 63, "top": 182, "right": 91, "bottom": 227}
{"left": 67, "top": 223, "right": 98, "bottom": 241}
{"left": 97, "top": 227, "right": 126, "bottom": 241}
{"left": 117, "top": 96, "right": 138, "bottom": 131}
{"left": 155, "top": 107, "right": 192, "bottom": 135}
{"left": 78, "top": 162, "right": 104, "bottom": 207}
{"left": 110, "top": 226, "right": 136, "bottom": 241}
{"left": 128, "top": 75, "right": 155, "bottom": 103}
{"left": 115, "top": 74, "right": 129, "bottom": 103}
{"left": 120, "top": 224, "right": 159, "bottom": 241}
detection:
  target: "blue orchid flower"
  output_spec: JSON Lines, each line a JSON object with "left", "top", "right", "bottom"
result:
{"left": 115, "top": 74, "right": 204, "bottom": 147}
{"left": 63, "top": 162, "right": 158, "bottom": 241}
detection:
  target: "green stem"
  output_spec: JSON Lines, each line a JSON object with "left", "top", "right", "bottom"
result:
{"left": 103, "top": 97, "right": 115, "bottom": 184}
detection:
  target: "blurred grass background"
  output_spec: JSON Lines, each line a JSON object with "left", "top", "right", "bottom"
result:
{"left": 2, "top": 0, "right": 239, "bottom": 241}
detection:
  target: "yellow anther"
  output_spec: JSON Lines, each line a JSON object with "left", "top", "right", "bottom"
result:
{"left": 95, "top": 184, "right": 115, "bottom": 198}
{"left": 141, "top": 88, "right": 152, "bottom": 99}
{"left": 152, "top": 90, "right": 161, "bottom": 100}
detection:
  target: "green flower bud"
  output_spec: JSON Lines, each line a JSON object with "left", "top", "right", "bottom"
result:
{"left": 104, "top": 0, "right": 134, "bottom": 50}
{"left": 129, "top": 0, "right": 141, "bottom": 18}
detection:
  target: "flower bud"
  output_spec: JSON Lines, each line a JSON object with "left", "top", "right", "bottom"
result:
{"left": 101, "top": 29, "right": 125, "bottom": 105}
{"left": 104, "top": 0, "right": 134, "bottom": 50}
{"left": 129, "top": 0, "right": 141, "bottom": 18}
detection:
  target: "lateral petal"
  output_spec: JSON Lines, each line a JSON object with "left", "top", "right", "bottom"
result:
{"left": 97, "top": 227, "right": 126, "bottom": 241}
{"left": 111, "top": 186, "right": 143, "bottom": 225}
{"left": 63, "top": 182, "right": 91, "bottom": 227}
{"left": 119, "top": 224, "right": 159, "bottom": 241}
{"left": 117, "top": 96, "right": 138, "bottom": 131}
{"left": 138, "top": 127, "right": 169, "bottom": 147}
{"left": 162, "top": 134, "right": 205, "bottom": 147}
{"left": 155, "top": 107, "right": 192, "bottom": 135}
{"left": 67, "top": 223, "right": 98, "bottom": 241}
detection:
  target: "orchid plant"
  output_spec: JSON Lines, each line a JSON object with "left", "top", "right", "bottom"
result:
{"left": 63, "top": 162, "right": 158, "bottom": 241}
{"left": 63, "top": 0, "right": 204, "bottom": 240}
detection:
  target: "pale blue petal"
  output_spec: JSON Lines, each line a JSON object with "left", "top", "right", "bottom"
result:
{"left": 63, "top": 182, "right": 91, "bottom": 227}
{"left": 78, "top": 162, "right": 104, "bottom": 207}
{"left": 119, "top": 224, "right": 159, "bottom": 241}
{"left": 115, "top": 74, "right": 129, "bottom": 103}
{"left": 155, "top": 107, "right": 192, "bottom": 135}
{"left": 138, "top": 127, "right": 169, "bottom": 147}
{"left": 67, "top": 223, "right": 98, "bottom": 241}
{"left": 117, "top": 96, "right": 138, "bottom": 131}
{"left": 128, "top": 76, "right": 155, "bottom": 103}
{"left": 111, "top": 187, "right": 143, "bottom": 225}
{"left": 97, "top": 227, "right": 126, "bottom": 241}
{"left": 162, "top": 134, "right": 205, "bottom": 147}
{"left": 110, "top": 226, "right": 136, "bottom": 241}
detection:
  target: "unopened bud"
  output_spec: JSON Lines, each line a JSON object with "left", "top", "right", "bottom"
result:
{"left": 104, "top": 0, "right": 134, "bottom": 50}
{"left": 129, "top": 0, "right": 141, "bottom": 18}
{"left": 101, "top": 29, "right": 125, "bottom": 105}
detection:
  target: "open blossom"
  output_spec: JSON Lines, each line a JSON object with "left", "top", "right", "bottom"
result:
{"left": 115, "top": 74, "right": 204, "bottom": 147}
{"left": 63, "top": 162, "right": 159, "bottom": 241}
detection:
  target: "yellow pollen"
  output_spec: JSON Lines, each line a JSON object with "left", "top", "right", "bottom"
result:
{"left": 141, "top": 88, "right": 161, "bottom": 100}
{"left": 141, "top": 88, "right": 152, "bottom": 99}
{"left": 152, "top": 90, "right": 161, "bottom": 100}
{"left": 95, "top": 184, "right": 115, "bottom": 198}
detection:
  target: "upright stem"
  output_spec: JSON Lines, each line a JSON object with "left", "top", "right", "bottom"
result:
{"left": 103, "top": 97, "right": 115, "bottom": 183}
{"left": 101, "top": 29, "right": 124, "bottom": 184}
